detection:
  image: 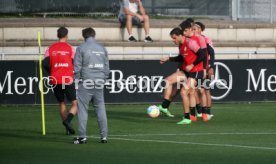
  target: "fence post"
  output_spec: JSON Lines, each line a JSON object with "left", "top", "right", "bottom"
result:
{"left": 232, "top": 0, "right": 238, "bottom": 21}
{"left": 270, "top": 0, "right": 273, "bottom": 23}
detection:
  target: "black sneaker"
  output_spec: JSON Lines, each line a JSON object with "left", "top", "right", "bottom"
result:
{"left": 99, "top": 137, "right": 107, "bottom": 143}
{"left": 62, "top": 121, "right": 75, "bottom": 135}
{"left": 128, "top": 36, "right": 137, "bottom": 42}
{"left": 73, "top": 137, "right": 87, "bottom": 144}
{"left": 144, "top": 36, "right": 153, "bottom": 42}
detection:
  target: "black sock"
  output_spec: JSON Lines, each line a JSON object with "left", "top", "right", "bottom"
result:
{"left": 161, "top": 99, "right": 171, "bottom": 109}
{"left": 206, "top": 107, "right": 211, "bottom": 115}
{"left": 184, "top": 113, "right": 190, "bottom": 119}
{"left": 190, "top": 107, "right": 196, "bottom": 116}
{"left": 66, "top": 113, "right": 74, "bottom": 123}
{"left": 196, "top": 104, "right": 202, "bottom": 114}
{"left": 202, "top": 107, "right": 207, "bottom": 114}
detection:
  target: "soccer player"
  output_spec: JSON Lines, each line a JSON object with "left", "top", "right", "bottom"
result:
{"left": 42, "top": 27, "right": 77, "bottom": 135}
{"left": 194, "top": 21, "right": 215, "bottom": 119}
{"left": 180, "top": 18, "right": 208, "bottom": 122}
{"left": 73, "top": 27, "right": 110, "bottom": 144}
{"left": 160, "top": 26, "right": 206, "bottom": 124}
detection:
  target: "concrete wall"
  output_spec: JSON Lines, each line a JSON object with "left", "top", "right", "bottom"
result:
{"left": 1, "top": 27, "right": 276, "bottom": 42}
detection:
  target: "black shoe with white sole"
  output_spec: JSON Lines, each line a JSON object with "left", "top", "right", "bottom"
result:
{"left": 144, "top": 36, "right": 153, "bottom": 42}
{"left": 73, "top": 137, "right": 87, "bottom": 144}
{"left": 128, "top": 36, "right": 137, "bottom": 42}
{"left": 100, "top": 137, "right": 108, "bottom": 143}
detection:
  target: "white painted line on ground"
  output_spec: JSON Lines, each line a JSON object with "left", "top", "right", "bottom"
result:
{"left": 105, "top": 132, "right": 276, "bottom": 137}
{"left": 106, "top": 137, "right": 276, "bottom": 151}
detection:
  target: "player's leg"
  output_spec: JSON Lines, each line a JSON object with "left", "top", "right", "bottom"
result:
{"left": 63, "top": 83, "right": 77, "bottom": 134}
{"left": 177, "top": 84, "right": 191, "bottom": 125}
{"left": 206, "top": 67, "right": 215, "bottom": 120}
{"left": 53, "top": 84, "right": 71, "bottom": 134}
{"left": 159, "top": 70, "right": 186, "bottom": 117}
{"left": 92, "top": 88, "right": 108, "bottom": 143}
{"left": 188, "top": 77, "right": 197, "bottom": 122}
{"left": 195, "top": 88, "right": 202, "bottom": 117}
{"left": 187, "top": 71, "right": 204, "bottom": 122}
{"left": 53, "top": 85, "right": 67, "bottom": 120}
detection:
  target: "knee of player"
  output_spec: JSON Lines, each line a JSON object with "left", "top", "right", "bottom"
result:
{"left": 180, "top": 88, "right": 188, "bottom": 96}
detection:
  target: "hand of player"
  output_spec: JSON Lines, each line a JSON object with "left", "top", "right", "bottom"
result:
{"left": 185, "top": 64, "right": 194, "bottom": 72}
{"left": 160, "top": 57, "right": 169, "bottom": 64}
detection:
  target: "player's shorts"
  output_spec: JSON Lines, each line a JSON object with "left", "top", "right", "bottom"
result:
{"left": 119, "top": 14, "right": 142, "bottom": 26}
{"left": 53, "top": 83, "right": 76, "bottom": 102}
{"left": 183, "top": 70, "right": 204, "bottom": 80}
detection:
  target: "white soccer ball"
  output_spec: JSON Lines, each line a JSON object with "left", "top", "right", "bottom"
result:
{"left": 147, "top": 105, "right": 160, "bottom": 118}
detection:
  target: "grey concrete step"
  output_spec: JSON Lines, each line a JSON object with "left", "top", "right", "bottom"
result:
{"left": 1, "top": 18, "right": 276, "bottom": 42}
{"left": 0, "top": 40, "right": 275, "bottom": 48}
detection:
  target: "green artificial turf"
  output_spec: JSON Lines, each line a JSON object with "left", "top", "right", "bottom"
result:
{"left": 0, "top": 103, "right": 276, "bottom": 164}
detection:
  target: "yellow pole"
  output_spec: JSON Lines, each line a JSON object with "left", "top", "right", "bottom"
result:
{"left": 37, "top": 32, "right": 46, "bottom": 135}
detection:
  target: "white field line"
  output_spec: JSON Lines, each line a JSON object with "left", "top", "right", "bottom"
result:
{"left": 108, "top": 137, "right": 276, "bottom": 151}
{"left": 87, "top": 132, "right": 276, "bottom": 151}
{"left": 88, "top": 135, "right": 276, "bottom": 151}
{"left": 104, "top": 132, "right": 276, "bottom": 137}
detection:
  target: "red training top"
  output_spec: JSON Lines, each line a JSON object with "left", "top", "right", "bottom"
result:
{"left": 44, "top": 42, "right": 75, "bottom": 84}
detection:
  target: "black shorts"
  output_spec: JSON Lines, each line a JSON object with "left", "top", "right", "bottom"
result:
{"left": 53, "top": 83, "right": 76, "bottom": 102}
{"left": 183, "top": 70, "right": 204, "bottom": 80}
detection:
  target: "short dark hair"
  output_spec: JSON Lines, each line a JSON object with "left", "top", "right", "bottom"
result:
{"left": 82, "top": 27, "right": 96, "bottom": 39}
{"left": 57, "top": 27, "right": 68, "bottom": 39}
{"left": 195, "top": 22, "right": 205, "bottom": 31}
{"left": 179, "top": 20, "right": 192, "bottom": 31}
{"left": 170, "top": 27, "right": 183, "bottom": 36}
{"left": 186, "top": 18, "right": 194, "bottom": 24}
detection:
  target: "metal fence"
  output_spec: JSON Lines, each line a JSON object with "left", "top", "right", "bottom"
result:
{"left": 0, "top": 0, "right": 231, "bottom": 17}
{"left": 0, "top": 0, "right": 276, "bottom": 22}
{"left": 233, "top": 0, "right": 276, "bottom": 23}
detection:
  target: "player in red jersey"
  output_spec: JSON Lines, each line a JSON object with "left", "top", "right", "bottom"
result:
{"left": 179, "top": 18, "right": 209, "bottom": 122}
{"left": 160, "top": 26, "right": 206, "bottom": 124}
{"left": 43, "top": 27, "right": 77, "bottom": 135}
{"left": 194, "top": 22, "right": 215, "bottom": 120}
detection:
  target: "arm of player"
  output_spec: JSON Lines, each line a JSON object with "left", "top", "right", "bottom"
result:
{"left": 73, "top": 47, "right": 82, "bottom": 80}
{"left": 42, "top": 56, "right": 50, "bottom": 73}
{"left": 207, "top": 44, "right": 215, "bottom": 67}
{"left": 169, "top": 54, "right": 183, "bottom": 62}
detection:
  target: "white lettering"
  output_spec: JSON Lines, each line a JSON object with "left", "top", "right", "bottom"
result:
{"left": 267, "top": 75, "right": 276, "bottom": 92}
{"left": 125, "top": 76, "right": 137, "bottom": 93}
{"left": 14, "top": 77, "right": 26, "bottom": 95}
{"left": 0, "top": 71, "right": 13, "bottom": 94}
{"left": 246, "top": 69, "right": 267, "bottom": 92}
{"left": 110, "top": 70, "right": 124, "bottom": 93}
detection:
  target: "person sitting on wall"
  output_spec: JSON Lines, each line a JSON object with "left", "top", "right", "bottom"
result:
{"left": 118, "top": 0, "right": 153, "bottom": 42}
